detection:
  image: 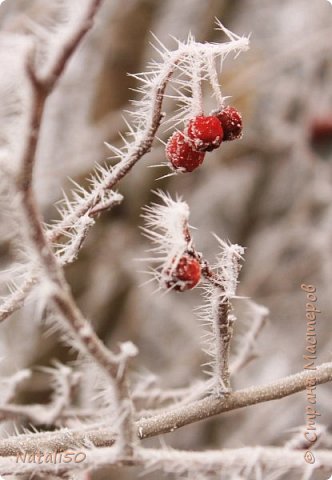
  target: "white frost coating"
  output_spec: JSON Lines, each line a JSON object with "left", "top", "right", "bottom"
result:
{"left": 212, "top": 235, "right": 245, "bottom": 299}
{"left": 141, "top": 190, "right": 191, "bottom": 288}
{"left": 120, "top": 342, "right": 139, "bottom": 358}
{"left": 0, "top": 21, "right": 248, "bottom": 319}
{"left": 196, "top": 236, "right": 244, "bottom": 388}
{"left": 48, "top": 22, "right": 249, "bottom": 236}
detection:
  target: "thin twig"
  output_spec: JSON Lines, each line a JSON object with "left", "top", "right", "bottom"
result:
{"left": 214, "top": 295, "right": 233, "bottom": 392}
{"left": 230, "top": 302, "right": 268, "bottom": 375}
{"left": 190, "top": 246, "right": 240, "bottom": 394}
{"left": 40, "top": 0, "right": 104, "bottom": 89}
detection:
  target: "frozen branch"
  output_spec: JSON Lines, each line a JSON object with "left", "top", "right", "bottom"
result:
{"left": 0, "top": 369, "right": 31, "bottom": 404}
{"left": 136, "top": 446, "right": 332, "bottom": 476}
{"left": 0, "top": 0, "right": 106, "bottom": 323}
{"left": 137, "top": 362, "right": 332, "bottom": 438}
{"left": 0, "top": 426, "right": 115, "bottom": 457}
{"left": 6, "top": 0, "right": 137, "bottom": 457}
{"left": 39, "top": 0, "right": 104, "bottom": 90}
{"left": 230, "top": 301, "right": 269, "bottom": 375}
{"left": 192, "top": 238, "right": 244, "bottom": 394}
{"left": 0, "top": 29, "right": 249, "bottom": 322}
{"left": 0, "top": 365, "right": 79, "bottom": 426}
{"left": 0, "top": 362, "right": 329, "bottom": 456}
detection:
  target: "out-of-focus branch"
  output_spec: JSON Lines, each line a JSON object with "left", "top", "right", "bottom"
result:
{"left": 136, "top": 446, "right": 332, "bottom": 475}
{"left": 0, "top": 369, "right": 31, "bottom": 404}
{"left": 0, "top": 0, "right": 106, "bottom": 323}
{"left": 40, "top": 0, "right": 104, "bottom": 90}
{"left": 230, "top": 303, "right": 268, "bottom": 375}
{"left": 10, "top": 0, "right": 137, "bottom": 457}
{"left": 21, "top": 0, "right": 106, "bottom": 195}
{"left": 1, "top": 445, "right": 332, "bottom": 476}
{"left": 0, "top": 191, "right": 122, "bottom": 322}
{"left": 0, "top": 365, "right": 79, "bottom": 426}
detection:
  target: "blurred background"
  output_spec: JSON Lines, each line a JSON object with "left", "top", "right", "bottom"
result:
{"left": 0, "top": 0, "right": 332, "bottom": 478}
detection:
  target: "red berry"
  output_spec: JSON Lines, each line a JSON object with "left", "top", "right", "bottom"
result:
{"left": 166, "top": 131, "right": 205, "bottom": 172}
{"left": 164, "top": 254, "right": 201, "bottom": 291}
{"left": 186, "top": 116, "right": 224, "bottom": 152}
{"left": 309, "top": 117, "right": 332, "bottom": 144}
{"left": 216, "top": 106, "right": 243, "bottom": 141}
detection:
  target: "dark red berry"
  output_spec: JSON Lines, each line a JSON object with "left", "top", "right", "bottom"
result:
{"left": 166, "top": 131, "right": 205, "bottom": 172}
{"left": 216, "top": 106, "right": 243, "bottom": 141}
{"left": 309, "top": 117, "right": 332, "bottom": 144}
{"left": 164, "top": 254, "right": 201, "bottom": 291}
{"left": 186, "top": 116, "right": 224, "bottom": 152}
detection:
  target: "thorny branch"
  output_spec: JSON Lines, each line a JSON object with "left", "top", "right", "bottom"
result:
{"left": 0, "top": 7, "right": 330, "bottom": 478}
{"left": 136, "top": 361, "right": 332, "bottom": 438}
{"left": 187, "top": 231, "right": 243, "bottom": 394}
{"left": 0, "top": 361, "right": 330, "bottom": 454}
{"left": 200, "top": 260, "right": 234, "bottom": 393}
{"left": 9, "top": 0, "right": 137, "bottom": 457}
{"left": 0, "top": 33, "right": 249, "bottom": 323}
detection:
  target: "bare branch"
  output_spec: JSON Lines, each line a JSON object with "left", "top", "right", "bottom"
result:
{"left": 137, "top": 362, "right": 332, "bottom": 438}
{"left": 1, "top": 363, "right": 329, "bottom": 454}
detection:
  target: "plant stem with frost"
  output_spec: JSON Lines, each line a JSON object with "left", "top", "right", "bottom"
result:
{"left": 0, "top": 32, "right": 249, "bottom": 323}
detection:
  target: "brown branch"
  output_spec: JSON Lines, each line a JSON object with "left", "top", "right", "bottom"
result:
{"left": 0, "top": 362, "right": 331, "bottom": 456}
{"left": 0, "top": 36, "right": 249, "bottom": 323}
{"left": 215, "top": 298, "right": 233, "bottom": 392}
{"left": 189, "top": 243, "right": 240, "bottom": 394}
{"left": 136, "top": 362, "right": 332, "bottom": 438}
{"left": 0, "top": 52, "right": 169, "bottom": 323}
{"left": 0, "top": 426, "right": 115, "bottom": 457}
{"left": 12, "top": 0, "right": 137, "bottom": 457}
{"left": 0, "top": 0, "right": 105, "bottom": 323}
{"left": 40, "top": 0, "right": 104, "bottom": 90}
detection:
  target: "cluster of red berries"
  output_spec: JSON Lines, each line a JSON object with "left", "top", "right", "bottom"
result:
{"left": 164, "top": 254, "right": 201, "bottom": 292}
{"left": 166, "top": 106, "right": 243, "bottom": 173}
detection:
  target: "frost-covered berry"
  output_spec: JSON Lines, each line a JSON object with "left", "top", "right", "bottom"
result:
{"left": 166, "top": 131, "right": 205, "bottom": 172}
{"left": 186, "top": 116, "right": 224, "bottom": 152}
{"left": 164, "top": 254, "right": 201, "bottom": 291}
{"left": 216, "top": 106, "right": 243, "bottom": 141}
